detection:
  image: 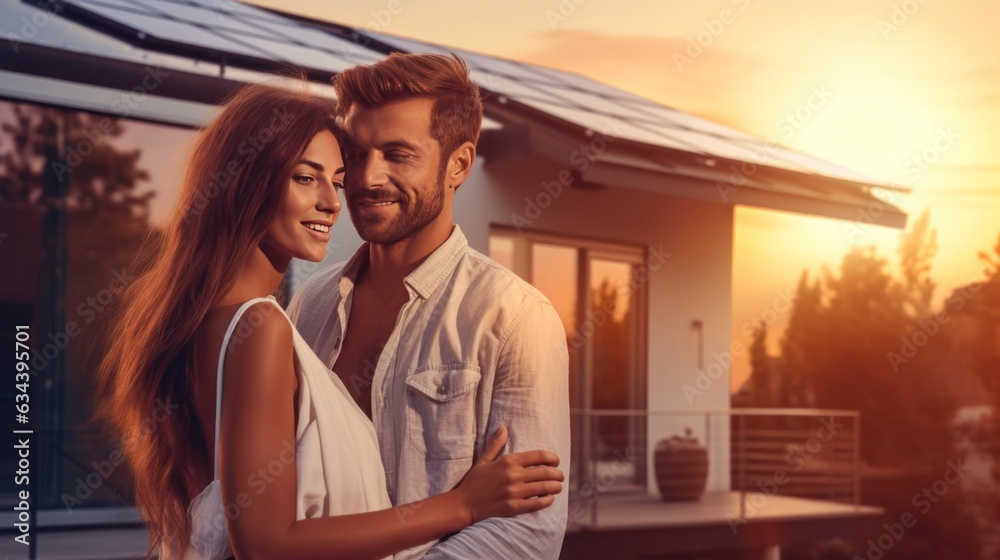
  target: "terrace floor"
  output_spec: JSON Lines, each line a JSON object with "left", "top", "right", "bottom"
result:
{"left": 0, "top": 492, "right": 884, "bottom": 560}
{"left": 562, "top": 490, "right": 884, "bottom": 559}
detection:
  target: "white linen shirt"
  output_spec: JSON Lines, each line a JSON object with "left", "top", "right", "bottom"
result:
{"left": 287, "top": 224, "right": 571, "bottom": 559}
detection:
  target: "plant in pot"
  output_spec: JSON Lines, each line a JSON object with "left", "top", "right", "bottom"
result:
{"left": 654, "top": 427, "right": 709, "bottom": 501}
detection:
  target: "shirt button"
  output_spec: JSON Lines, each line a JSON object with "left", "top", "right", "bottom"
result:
{"left": 437, "top": 384, "right": 447, "bottom": 395}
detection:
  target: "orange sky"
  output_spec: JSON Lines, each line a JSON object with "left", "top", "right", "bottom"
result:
{"left": 250, "top": 0, "right": 1000, "bottom": 391}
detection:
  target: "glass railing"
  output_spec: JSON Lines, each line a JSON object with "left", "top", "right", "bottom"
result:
{"left": 568, "top": 408, "right": 861, "bottom": 529}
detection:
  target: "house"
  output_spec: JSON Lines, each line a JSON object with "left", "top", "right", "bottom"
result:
{"left": 0, "top": 0, "right": 896, "bottom": 558}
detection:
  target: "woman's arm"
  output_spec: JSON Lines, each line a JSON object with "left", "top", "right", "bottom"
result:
{"left": 218, "top": 304, "right": 562, "bottom": 560}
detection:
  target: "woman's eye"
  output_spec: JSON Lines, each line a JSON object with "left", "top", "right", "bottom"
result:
{"left": 294, "top": 175, "right": 316, "bottom": 186}
{"left": 334, "top": 182, "right": 345, "bottom": 190}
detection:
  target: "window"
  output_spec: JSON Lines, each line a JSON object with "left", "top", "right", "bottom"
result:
{"left": 488, "top": 227, "right": 648, "bottom": 489}
{"left": 0, "top": 98, "right": 194, "bottom": 513}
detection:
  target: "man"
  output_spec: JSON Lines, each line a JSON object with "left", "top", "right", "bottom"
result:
{"left": 287, "top": 53, "right": 571, "bottom": 559}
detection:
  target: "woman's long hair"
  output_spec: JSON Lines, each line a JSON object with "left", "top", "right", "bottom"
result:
{"left": 96, "top": 82, "right": 338, "bottom": 559}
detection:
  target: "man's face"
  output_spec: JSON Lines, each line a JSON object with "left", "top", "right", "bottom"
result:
{"left": 340, "top": 98, "right": 449, "bottom": 245}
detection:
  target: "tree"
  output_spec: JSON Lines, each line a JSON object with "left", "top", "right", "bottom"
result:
{"left": 966, "top": 233, "right": 1000, "bottom": 484}
{"left": 779, "top": 270, "right": 826, "bottom": 408}
{"left": 898, "top": 209, "right": 938, "bottom": 320}
{"left": 747, "top": 321, "right": 770, "bottom": 397}
{"left": 0, "top": 104, "right": 152, "bottom": 221}
{"left": 763, "top": 216, "right": 958, "bottom": 467}
{"left": 772, "top": 216, "right": 986, "bottom": 560}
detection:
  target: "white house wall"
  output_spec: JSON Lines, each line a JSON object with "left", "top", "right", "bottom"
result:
{"left": 290, "top": 154, "right": 735, "bottom": 494}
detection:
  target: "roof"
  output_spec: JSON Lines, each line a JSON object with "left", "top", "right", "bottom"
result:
{"left": 1, "top": 0, "right": 907, "bottom": 227}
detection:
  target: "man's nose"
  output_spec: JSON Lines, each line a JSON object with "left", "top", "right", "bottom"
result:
{"left": 359, "top": 154, "right": 388, "bottom": 189}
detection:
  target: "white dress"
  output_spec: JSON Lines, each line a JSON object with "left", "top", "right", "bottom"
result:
{"left": 184, "top": 296, "right": 393, "bottom": 560}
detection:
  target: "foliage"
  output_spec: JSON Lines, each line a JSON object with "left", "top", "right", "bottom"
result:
{"left": 742, "top": 212, "right": 1000, "bottom": 559}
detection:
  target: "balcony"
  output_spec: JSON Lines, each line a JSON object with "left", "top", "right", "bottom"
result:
{"left": 561, "top": 408, "right": 884, "bottom": 560}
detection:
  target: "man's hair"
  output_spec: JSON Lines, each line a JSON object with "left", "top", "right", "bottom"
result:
{"left": 333, "top": 52, "right": 483, "bottom": 160}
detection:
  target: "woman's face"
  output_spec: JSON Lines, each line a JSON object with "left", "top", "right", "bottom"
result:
{"left": 261, "top": 129, "right": 344, "bottom": 263}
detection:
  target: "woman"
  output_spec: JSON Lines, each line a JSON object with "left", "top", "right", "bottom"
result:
{"left": 97, "top": 83, "right": 564, "bottom": 560}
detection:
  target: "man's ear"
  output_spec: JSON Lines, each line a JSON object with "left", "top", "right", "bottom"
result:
{"left": 446, "top": 141, "right": 476, "bottom": 192}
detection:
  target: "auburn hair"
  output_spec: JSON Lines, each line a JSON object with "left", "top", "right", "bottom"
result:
{"left": 96, "top": 82, "right": 338, "bottom": 559}
{"left": 332, "top": 52, "right": 483, "bottom": 161}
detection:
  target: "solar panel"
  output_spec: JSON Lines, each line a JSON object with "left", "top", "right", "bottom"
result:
{"left": 469, "top": 69, "right": 555, "bottom": 104}
{"left": 632, "top": 104, "right": 764, "bottom": 142}
{"left": 36, "top": 0, "right": 890, "bottom": 189}
{"left": 510, "top": 98, "right": 695, "bottom": 152}
{"left": 55, "top": 0, "right": 385, "bottom": 74}
{"left": 160, "top": 0, "right": 292, "bottom": 25}
{"left": 131, "top": 0, "right": 278, "bottom": 40}
{"left": 510, "top": 64, "right": 665, "bottom": 108}
{"left": 70, "top": 0, "right": 268, "bottom": 55}
{"left": 525, "top": 82, "right": 671, "bottom": 123}
{"left": 362, "top": 29, "right": 886, "bottom": 187}
{"left": 69, "top": 0, "right": 155, "bottom": 12}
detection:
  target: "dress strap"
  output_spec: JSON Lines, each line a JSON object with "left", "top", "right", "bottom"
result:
{"left": 213, "top": 296, "right": 281, "bottom": 480}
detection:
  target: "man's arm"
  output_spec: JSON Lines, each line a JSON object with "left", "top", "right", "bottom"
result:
{"left": 422, "top": 298, "right": 571, "bottom": 560}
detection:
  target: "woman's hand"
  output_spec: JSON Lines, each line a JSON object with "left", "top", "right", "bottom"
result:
{"left": 453, "top": 424, "right": 565, "bottom": 525}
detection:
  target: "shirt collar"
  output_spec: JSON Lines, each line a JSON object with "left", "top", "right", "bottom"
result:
{"left": 337, "top": 224, "right": 469, "bottom": 300}
{"left": 405, "top": 224, "right": 468, "bottom": 299}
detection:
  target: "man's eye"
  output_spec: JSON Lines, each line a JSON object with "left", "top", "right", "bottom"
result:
{"left": 386, "top": 152, "right": 409, "bottom": 161}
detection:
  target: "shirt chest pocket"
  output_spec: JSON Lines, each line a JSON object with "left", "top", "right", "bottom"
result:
{"left": 405, "top": 364, "right": 481, "bottom": 461}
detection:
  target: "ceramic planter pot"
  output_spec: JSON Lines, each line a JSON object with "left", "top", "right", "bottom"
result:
{"left": 654, "top": 428, "right": 709, "bottom": 501}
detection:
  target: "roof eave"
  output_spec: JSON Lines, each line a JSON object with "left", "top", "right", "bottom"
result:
{"left": 479, "top": 121, "right": 908, "bottom": 229}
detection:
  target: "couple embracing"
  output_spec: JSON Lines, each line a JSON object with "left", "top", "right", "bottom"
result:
{"left": 99, "top": 53, "right": 570, "bottom": 560}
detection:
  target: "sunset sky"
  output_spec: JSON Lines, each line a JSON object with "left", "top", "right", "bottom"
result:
{"left": 248, "top": 0, "right": 1000, "bottom": 390}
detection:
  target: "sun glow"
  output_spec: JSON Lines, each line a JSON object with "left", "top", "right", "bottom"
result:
{"left": 787, "top": 87, "right": 945, "bottom": 185}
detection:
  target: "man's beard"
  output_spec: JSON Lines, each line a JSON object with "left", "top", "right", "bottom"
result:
{"left": 348, "top": 163, "right": 447, "bottom": 245}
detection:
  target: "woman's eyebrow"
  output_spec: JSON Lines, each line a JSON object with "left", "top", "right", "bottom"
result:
{"left": 297, "top": 159, "right": 325, "bottom": 172}
{"left": 298, "top": 159, "right": 345, "bottom": 175}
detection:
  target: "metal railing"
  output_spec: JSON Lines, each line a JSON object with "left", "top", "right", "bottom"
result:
{"left": 568, "top": 408, "right": 861, "bottom": 528}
